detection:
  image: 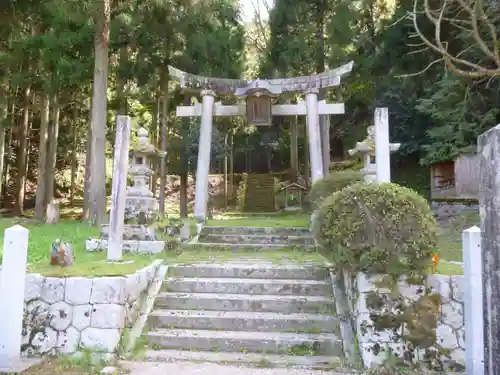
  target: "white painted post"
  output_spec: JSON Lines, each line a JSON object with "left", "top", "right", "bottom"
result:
{"left": 0, "top": 225, "right": 29, "bottom": 363}
{"left": 108, "top": 115, "right": 131, "bottom": 262}
{"left": 194, "top": 90, "right": 215, "bottom": 222}
{"left": 462, "top": 226, "right": 484, "bottom": 375}
{"left": 374, "top": 107, "right": 391, "bottom": 183}
{"left": 305, "top": 89, "right": 324, "bottom": 183}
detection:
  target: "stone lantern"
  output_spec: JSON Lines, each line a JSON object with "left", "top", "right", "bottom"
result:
{"left": 349, "top": 126, "right": 400, "bottom": 183}
{"left": 125, "top": 127, "right": 166, "bottom": 223}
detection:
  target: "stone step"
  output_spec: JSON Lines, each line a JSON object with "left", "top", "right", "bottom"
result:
{"left": 147, "top": 310, "right": 337, "bottom": 333}
{"left": 201, "top": 226, "right": 310, "bottom": 236}
{"left": 181, "top": 242, "right": 307, "bottom": 251}
{"left": 167, "top": 264, "right": 329, "bottom": 280}
{"left": 147, "top": 329, "right": 343, "bottom": 356}
{"left": 154, "top": 293, "right": 336, "bottom": 314}
{"left": 163, "top": 277, "right": 331, "bottom": 296}
{"left": 197, "top": 234, "right": 313, "bottom": 246}
{"left": 143, "top": 350, "right": 342, "bottom": 369}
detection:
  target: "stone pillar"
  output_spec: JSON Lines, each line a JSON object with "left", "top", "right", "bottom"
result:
{"left": 478, "top": 124, "right": 500, "bottom": 375}
{"left": 305, "top": 88, "right": 324, "bottom": 183}
{"left": 374, "top": 108, "right": 391, "bottom": 183}
{"left": 0, "top": 225, "right": 29, "bottom": 363}
{"left": 108, "top": 115, "right": 131, "bottom": 262}
{"left": 320, "top": 114, "right": 331, "bottom": 175}
{"left": 194, "top": 90, "right": 215, "bottom": 222}
{"left": 462, "top": 226, "right": 484, "bottom": 375}
{"left": 289, "top": 117, "right": 299, "bottom": 181}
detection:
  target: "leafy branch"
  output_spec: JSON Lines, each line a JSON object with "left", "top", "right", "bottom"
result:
{"left": 411, "top": 0, "right": 500, "bottom": 77}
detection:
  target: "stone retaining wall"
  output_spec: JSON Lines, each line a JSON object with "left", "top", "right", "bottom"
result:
{"left": 0, "top": 260, "right": 163, "bottom": 357}
{"left": 344, "top": 272, "right": 464, "bottom": 369}
{"left": 431, "top": 200, "right": 478, "bottom": 219}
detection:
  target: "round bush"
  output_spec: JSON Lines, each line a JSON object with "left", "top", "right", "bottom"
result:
{"left": 328, "top": 159, "right": 364, "bottom": 172}
{"left": 312, "top": 182, "right": 437, "bottom": 277}
{"left": 308, "top": 170, "right": 361, "bottom": 209}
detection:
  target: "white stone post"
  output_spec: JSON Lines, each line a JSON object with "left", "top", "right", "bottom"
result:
{"left": 108, "top": 115, "right": 131, "bottom": 262}
{"left": 305, "top": 88, "right": 324, "bottom": 183}
{"left": 374, "top": 107, "right": 391, "bottom": 183}
{"left": 0, "top": 225, "right": 29, "bottom": 363}
{"left": 462, "top": 226, "right": 484, "bottom": 375}
{"left": 194, "top": 90, "right": 215, "bottom": 222}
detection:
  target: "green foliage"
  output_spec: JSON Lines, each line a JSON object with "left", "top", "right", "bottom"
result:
{"left": 307, "top": 170, "right": 361, "bottom": 209}
{"left": 312, "top": 182, "right": 437, "bottom": 278}
{"left": 328, "top": 159, "right": 364, "bottom": 172}
{"left": 417, "top": 77, "right": 500, "bottom": 165}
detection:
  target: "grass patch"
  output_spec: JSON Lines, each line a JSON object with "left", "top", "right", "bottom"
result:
{"left": 0, "top": 218, "right": 157, "bottom": 277}
{"left": 434, "top": 261, "right": 463, "bottom": 275}
{"left": 207, "top": 214, "right": 310, "bottom": 228}
{"left": 21, "top": 357, "right": 104, "bottom": 375}
{"left": 435, "top": 211, "right": 479, "bottom": 263}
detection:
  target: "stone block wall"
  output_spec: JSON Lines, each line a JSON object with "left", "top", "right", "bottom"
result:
{"left": 344, "top": 272, "right": 465, "bottom": 369}
{"left": 0, "top": 260, "right": 162, "bottom": 357}
{"left": 431, "top": 200, "right": 478, "bottom": 219}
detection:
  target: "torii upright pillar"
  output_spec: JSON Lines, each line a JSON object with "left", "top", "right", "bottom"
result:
{"left": 193, "top": 90, "right": 215, "bottom": 222}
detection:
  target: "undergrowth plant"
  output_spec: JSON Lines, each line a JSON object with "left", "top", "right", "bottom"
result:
{"left": 307, "top": 170, "right": 361, "bottom": 210}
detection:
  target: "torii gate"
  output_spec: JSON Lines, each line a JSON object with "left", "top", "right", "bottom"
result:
{"left": 169, "top": 62, "right": 354, "bottom": 221}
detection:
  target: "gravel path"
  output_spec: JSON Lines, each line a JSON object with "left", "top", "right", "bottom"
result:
{"left": 119, "top": 361, "right": 350, "bottom": 375}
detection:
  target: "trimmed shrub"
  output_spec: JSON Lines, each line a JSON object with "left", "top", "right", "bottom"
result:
{"left": 328, "top": 159, "right": 364, "bottom": 172}
{"left": 308, "top": 170, "right": 361, "bottom": 209}
{"left": 312, "top": 182, "right": 437, "bottom": 278}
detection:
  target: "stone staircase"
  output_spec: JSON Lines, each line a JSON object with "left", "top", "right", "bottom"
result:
{"left": 190, "top": 226, "right": 314, "bottom": 250}
{"left": 144, "top": 263, "right": 344, "bottom": 369}
{"left": 243, "top": 174, "right": 276, "bottom": 212}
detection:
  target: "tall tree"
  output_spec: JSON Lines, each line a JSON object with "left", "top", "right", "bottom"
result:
{"left": 88, "top": 0, "right": 111, "bottom": 226}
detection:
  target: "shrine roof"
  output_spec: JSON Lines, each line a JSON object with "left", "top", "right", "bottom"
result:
{"left": 168, "top": 61, "right": 354, "bottom": 96}
{"left": 280, "top": 182, "right": 307, "bottom": 192}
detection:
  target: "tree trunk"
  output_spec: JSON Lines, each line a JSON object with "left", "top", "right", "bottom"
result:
{"left": 0, "top": 78, "right": 7, "bottom": 206}
{"left": 89, "top": 0, "right": 111, "bottom": 226}
{"left": 83, "top": 124, "right": 92, "bottom": 219}
{"left": 117, "top": 47, "right": 128, "bottom": 115}
{"left": 224, "top": 132, "right": 228, "bottom": 208}
{"left": 70, "top": 98, "right": 78, "bottom": 206}
{"left": 290, "top": 114, "right": 299, "bottom": 181}
{"left": 3, "top": 98, "right": 15, "bottom": 202}
{"left": 14, "top": 85, "right": 31, "bottom": 216}
{"left": 151, "top": 94, "right": 160, "bottom": 197}
{"left": 24, "top": 125, "right": 31, "bottom": 195}
{"left": 45, "top": 94, "right": 60, "bottom": 205}
{"left": 230, "top": 132, "right": 234, "bottom": 188}
{"left": 179, "top": 171, "right": 188, "bottom": 217}
{"left": 158, "top": 69, "right": 169, "bottom": 216}
{"left": 35, "top": 92, "right": 50, "bottom": 220}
